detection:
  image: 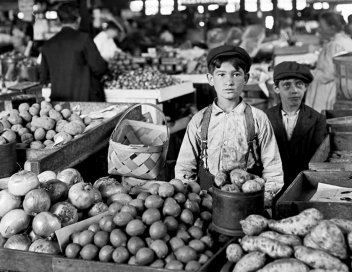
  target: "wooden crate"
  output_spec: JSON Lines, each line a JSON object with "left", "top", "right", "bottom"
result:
{"left": 309, "top": 132, "right": 352, "bottom": 171}
{"left": 21, "top": 102, "right": 139, "bottom": 174}
{"left": 275, "top": 171, "right": 352, "bottom": 220}
{"left": 0, "top": 237, "right": 234, "bottom": 272}
{"left": 323, "top": 109, "right": 352, "bottom": 132}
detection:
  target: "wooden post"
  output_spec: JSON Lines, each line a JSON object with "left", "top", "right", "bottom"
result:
{"left": 142, "top": 0, "right": 146, "bottom": 15}
{"left": 239, "top": 0, "right": 246, "bottom": 26}
{"left": 174, "top": 0, "right": 178, "bottom": 12}
{"left": 292, "top": 0, "right": 297, "bottom": 20}
{"left": 272, "top": 0, "right": 279, "bottom": 34}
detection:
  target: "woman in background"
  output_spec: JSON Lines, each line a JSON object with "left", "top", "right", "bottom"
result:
{"left": 305, "top": 11, "right": 352, "bottom": 112}
{"left": 94, "top": 21, "right": 122, "bottom": 61}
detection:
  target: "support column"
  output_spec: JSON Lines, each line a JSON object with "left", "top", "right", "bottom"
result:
{"left": 239, "top": 0, "right": 246, "bottom": 26}
{"left": 272, "top": 0, "right": 279, "bottom": 34}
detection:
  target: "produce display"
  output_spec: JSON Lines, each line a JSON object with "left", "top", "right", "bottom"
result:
{"left": 215, "top": 169, "right": 264, "bottom": 193}
{"left": 0, "top": 168, "right": 93, "bottom": 254}
{"left": 62, "top": 178, "right": 217, "bottom": 270}
{"left": 104, "top": 66, "right": 181, "bottom": 90}
{"left": 188, "top": 54, "right": 207, "bottom": 75}
{"left": 328, "top": 151, "right": 352, "bottom": 163}
{"left": 0, "top": 101, "right": 98, "bottom": 148}
{"left": 224, "top": 208, "right": 352, "bottom": 272}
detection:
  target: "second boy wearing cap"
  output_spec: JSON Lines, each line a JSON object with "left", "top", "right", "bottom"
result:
{"left": 266, "top": 61, "right": 327, "bottom": 189}
{"left": 175, "top": 45, "right": 284, "bottom": 207}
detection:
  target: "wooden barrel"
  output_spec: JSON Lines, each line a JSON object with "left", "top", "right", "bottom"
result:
{"left": 0, "top": 141, "right": 17, "bottom": 178}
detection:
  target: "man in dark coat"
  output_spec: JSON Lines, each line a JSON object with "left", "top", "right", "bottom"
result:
{"left": 266, "top": 61, "right": 327, "bottom": 189}
{"left": 40, "top": 2, "right": 107, "bottom": 102}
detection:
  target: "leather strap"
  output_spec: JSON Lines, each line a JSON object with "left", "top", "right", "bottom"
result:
{"left": 244, "top": 104, "right": 260, "bottom": 169}
{"left": 199, "top": 105, "right": 213, "bottom": 170}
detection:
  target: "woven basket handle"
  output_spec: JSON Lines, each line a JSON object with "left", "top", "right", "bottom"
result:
{"left": 112, "top": 103, "right": 170, "bottom": 143}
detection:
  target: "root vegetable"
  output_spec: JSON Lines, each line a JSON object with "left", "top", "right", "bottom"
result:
{"left": 233, "top": 251, "right": 266, "bottom": 272}
{"left": 214, "top": 171, "right": 227, "bottom": 187}
{"left": 240, "top": 214, "right": 268, "bottom": 235}
{"left": 240, "top": 236, "right": 293, "bottom": 258}
{"left": 268, "top": 208, "right": 323, "bottom": 236}
{"left": 329, "top": 218, "right": 352, "bottom": 234}
{"left": 259, "top": 231, "right": 301, "bottom": 247}
{"left": 257, "top": 258, "right": 309, "bottom": 272}
{"left": 226, "top": 243, "right": 243, "bottom": 263}
{"left": 294, "top": 246, "right": 348, "bottom": 272}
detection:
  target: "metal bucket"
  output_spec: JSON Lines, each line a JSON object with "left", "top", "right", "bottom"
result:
{"left": 0, "top": 141, "right": 17, "bottom": 178}
{"left": 210, "top": 186, "right": 264, "bottom": 236}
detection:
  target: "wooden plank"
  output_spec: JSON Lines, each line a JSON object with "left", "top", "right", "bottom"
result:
{"left": 0, "top": 248, "right": 53, "bottom": 272}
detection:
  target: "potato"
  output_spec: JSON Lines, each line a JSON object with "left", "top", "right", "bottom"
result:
{"left": 30, "top": 141, "right": 45, "bottom": 149}
{"left": 226, "top": 243, "right": 243, "bottom": 263}
{"left": 259, "top": 231, "right": 301, "bottom": 247}
{"left": 69, "top": 113, "right": 82, "bottom": 122}
{"left": 34, "top": 128, "right": 46, "bottom": 141}
{"left": 39, "top": 109, "right": 49, "bottom": 116}
{"left": 56, "top": 120, "right": 69, "bottom": 132}
{"left": 268, "top": 208, "right": 323, "bottom": 236}
{"left": 21, "top": 133, "right": 34, "bottom": 144}
{"left": 1, "top": 130, "right": 17, "bottom": 143}
{"left": 221, "top": 184, "right": 240, "bottom": 192}
{"left": 49, "top": 109, "right": 63, "bottom": 122}
{"left": 29, "top": 106, "right": 39, "bottom": 116}
{"left": 54, "top": 104, "right": 63, "bottom": 112}
{"left": 18, "top": 103, "right": 30, "bottom": 112}
{"left": 242, "top": 180, "right": 262, "bottom": 193}
{"left": 11, "top": 124, "right": 23, "bottom": 133}
{"left": 309, "top": 220, "right": 347, "bottom": 259}
{"left": 214, "top": 171, "right": 227, "bottom": 187}
{"left": 53, "top": 132, "right": 72, "bottom": 145}
{"left": 240, "top": 214, "right": 268, "bottom": 236}
{"left": 31, "top": 116, "right": 55, "bottom": 131}
{"left": 347, "top": 232, "right": 352, "bottom": 251}
{"left": 254, "top": 177, "right": 265, "bottom": 187}
{"left": 0, "top": 136, "right": 6, "bottom": 144}
{"left": 240, "top": 236, "right": 292, "bottom": 258}
{"left": 43, "top": 139, "right": 54, "bottom": 146}
{"left": 46, "top": 130, "right": 56, "bottom": 140}
{"left": 7, "top": 113, "right": 22, "bottom": 125}
{"left": 257, "top": 258, "right": 309, "bottom": 272}
{"left": 0, "top": 119, "right": 11, "bottom": 129}
{"left": 230, "top": 169, "right": 250, "bottom": 187}
{"left": 40, "top": 101, "right": 53, "bottom": 112}
{"left": 83, "top": 116, "right": 92, "bottom": 126}
{"left": 61, "top": 109, "right": 71, "bottom": 119}
{"left": 233, "top": 251, "right": 266, "bottom": 272}
{"left": 19, "top": 110, "right": 32, "bottom": 122}
{"left": 18, "top": 127, "right": 30, "bottom": 137}
{"left": 294, "top": 246, "right": 348, "bottom": 272}
{"left": 63, "top": 121, "right": 85, "bottom": 136}
{"left": 329, "top": 218, "right": 352, "bottom": 234}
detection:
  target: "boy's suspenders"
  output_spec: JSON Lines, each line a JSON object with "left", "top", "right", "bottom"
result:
{"left": 198, "top": 103, "right": 262, "bottom": 189}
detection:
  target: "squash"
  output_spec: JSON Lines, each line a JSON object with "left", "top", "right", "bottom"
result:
{"left": 31, "top": 117, "right": 55, "bottom": 131}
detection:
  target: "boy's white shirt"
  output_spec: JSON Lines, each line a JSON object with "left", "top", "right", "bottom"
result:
{"left": 175, "top": 99, "right": 284, "bottom": 203}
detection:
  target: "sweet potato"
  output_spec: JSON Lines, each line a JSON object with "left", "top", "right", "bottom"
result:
{"left": 233, "top": 251, "right": 266, "bottom": 272}
{"left": 215, "top": 171, "right": 228, "bottom": 187}
{"left": 240, "top": 236, "right": 292, "bottom": 258}
{"left": 240, "top": 214, "right": 268, "bottom": 236}
{"left": 257, "top": 258, "right": 309, "bottom": 272}
{"left": 268, "top": 208, "right": 323, "bottom": 236}
{"left": 19, "top": 110, "right": 32, "bottom": 122}
{"left": 259, "top": 231, "right": 301, "bottom": 247}
{"left": 226, "top": 243, "right": 243, "bottom": 263}
{"left": 294, "top": 246, "right": 348, "bottom": 272}
{"left": 31, "top": 116, "right": 55, "bottom": 130}
{"left": 329, "top": 218, "right": 352, "bottom": 234}
{"left": 230, "top": 169, "right": 250, "bottom": 187}
{"left": 309, "top": 220, "right": 347, "bottom": 259}
{"left": 303, "top": 233, "right": 320, "bottom": 249}
{"left": 242, "top": 180, "right": 262, "bottom": 193}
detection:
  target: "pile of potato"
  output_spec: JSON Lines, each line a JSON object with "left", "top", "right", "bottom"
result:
{"left": 215, "top": 169, "right": 264, "bottom": 193}
{"left": 0, "top": 101, "right": 91, "bottom": 148}
{"left": 225, "top": 208, "right": 352, "bottom": 272}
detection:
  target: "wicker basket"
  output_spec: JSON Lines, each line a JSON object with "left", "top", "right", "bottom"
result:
{"left": 108, "top": 103, "right": 169, "bottom": 180}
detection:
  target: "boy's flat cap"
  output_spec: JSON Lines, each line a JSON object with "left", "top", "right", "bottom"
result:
{"left": 274, "top": 61, "right": 313, "bottom": 83}
{"left": 207, "top": 45, "right": 252, "bottom": 72}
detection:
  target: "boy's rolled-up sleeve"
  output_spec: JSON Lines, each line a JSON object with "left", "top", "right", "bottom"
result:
{"left": 256, "top": 113, "right": 284, "bottom": 205}
{"left": 174, "top": 116, "right": 201, "bottom": 183}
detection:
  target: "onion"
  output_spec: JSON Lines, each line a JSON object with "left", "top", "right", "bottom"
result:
{"left": 0, "top": 190, "right": 21, "bottom": 218}
{"left": 0, "top": 233, "right": 5, "bottom": 247}
{"left": 29, "top": 239, "right": 60, "bottom": 255}
{"left": 50, "top": 202, "right": 78, "bottom": 227}
{"left": 29, "top": 230, "right": 41, "bottom": 242}
{"left": 100, "top": 183, "right": 130, "bottom": 199}
{"left": 92, "top": 188, "right": 102, "bottom": 203}
{"left": 68, "top": 182, "right": 95, "bottom": 210}
{"left": 57, "top": 168, "right": 82, "bottom": 187}
{"left": 0, "top": 209, "right": 31, "bottom": 238}
{"left": 93, "top": 176, "right": 119, "bottom": 190}
{"left": 8, "top": 170, "right": 40, "bottom": 196}
{"left": 32, "top": 212, "right": 61, "bottom": 238}
{"left": 88, "top": 202, "right": 109, "bottom": 217}
{"left": 23, "top": 189, "right": 51, "bottom": 216}
{"left": 37, "top": 171, "right": 57, "bottom": 184}
{"left": 4, "top": 234, "right": 31, "bottom": 251}
{"left": 41, "top": 179, "right": 68, "bottom": 204}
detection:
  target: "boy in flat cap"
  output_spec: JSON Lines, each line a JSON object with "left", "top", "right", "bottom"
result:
{"left": 266, "top": 61, "right": 327, "bottom": 188}
{"left": 175, "top": 45, "right": 284, "bottom": 206}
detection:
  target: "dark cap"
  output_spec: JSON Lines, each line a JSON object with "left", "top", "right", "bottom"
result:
{"left": 207, "top": 45, "right": 252, "bottom": 73}
{"left": 274, "top": 61, "right": 313, "bottom": 83}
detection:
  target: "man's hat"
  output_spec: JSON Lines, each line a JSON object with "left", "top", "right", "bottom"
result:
{"left": 206, "top": 45, "right": 252, "bottom": 72}
{"left": 273, "top": 61, "right": 313, "bottom": 83}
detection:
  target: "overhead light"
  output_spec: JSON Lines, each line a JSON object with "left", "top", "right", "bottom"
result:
{"left": 265, "top": 16, "right": 274, "bottom": 30}
{"left": 17, "top": 12, "right": 24, "bottom": 19}
{"left": 178, "top": 5, "right": 186, "bottom": 11}
{"left": 199, "top": 21, "right": 205, "bottom": 27}
{"left": 226, "top": 4, "right": 236, "bottom": 13}
{"left": 208, "top": 4, "right": 219, "bottom": 11}
{"left": 197, "top": 5, "right": 204, "bottom": 14}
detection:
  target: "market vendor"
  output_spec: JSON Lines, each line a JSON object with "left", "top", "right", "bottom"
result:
{"left": 175, "top": 45, "right": 284, "bottom": 206}
{"left": 266, "top": 61, "right": 327, "bottom": 189}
